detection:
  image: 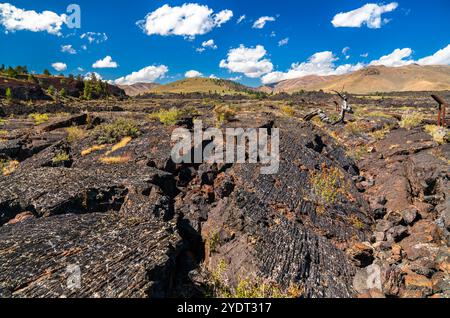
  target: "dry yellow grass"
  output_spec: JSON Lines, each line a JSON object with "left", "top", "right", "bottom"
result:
{"left": 66, "top": 126, "right": 86, "bottom": 144}
{"left": 400, "top": 112, "right": 424, "bottom": 130}
{"left": 280, "top": 105, "right": 296, "bottom": 117}
{"left": 81, "top": 144, "right": 107, "bottom": 156}
{"left": 1, "top": 160, "right": 19, "bottom": 176}
{"left": 99, "top": 155, "right": 131, "bottom": 164}
{"left": 105, "top": 136, "right": 132, "bottom": 155}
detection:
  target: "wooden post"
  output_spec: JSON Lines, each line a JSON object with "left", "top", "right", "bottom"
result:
{"left": 431, "top": 95, "right": 447, "bottom": 127}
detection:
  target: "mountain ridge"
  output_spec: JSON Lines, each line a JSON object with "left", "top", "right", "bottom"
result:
{"left": 258, "top": 65, "right": 450, "bottom": 94}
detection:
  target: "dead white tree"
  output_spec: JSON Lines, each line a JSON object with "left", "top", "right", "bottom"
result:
{"left": 304, "top": 90, "right": 354, "bottom": 125}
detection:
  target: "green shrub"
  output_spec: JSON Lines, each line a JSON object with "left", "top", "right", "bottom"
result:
{"left": 29, "top": 113, "right": 50, "bottom": 125}
{"left": 59, "top": 88, "right": 67, "bottom": 98}
{"left": 310, "top": 164, "right": 347, "bottom": 205}
{"left": 400, "top": 112, "right": 424, "bottom": 130}
{"left": 207, "top": 260, "right": 303, "bottom": 298}
{"left": 424, "top": 125, "right": 449, "bottom": 144}
{"left": 66, "top": 126, "right": 86, "bottom": 144}
{"left": 214, "top": 105, "right": 236, "bottom": 124}
{"left": 52, "top": 152, "right": 70, "bottom": 164}
{"left": 148, "top": 107, "right": 183, "bottom": 126}
{"left": 281, "top": 105, "right": 296, "bottom": 117}
{"left": 5, "top": 87, "right": 12, "bottom": 100}
{"left": 47, "top": 85, "right": 56, "bottom": 96}
{"left": 93, "top": 118, "right": 140, "bottom": 144}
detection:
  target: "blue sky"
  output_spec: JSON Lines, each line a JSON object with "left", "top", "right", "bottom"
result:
{"left": 0, "top": 0, "right": 449, "bottom": 86}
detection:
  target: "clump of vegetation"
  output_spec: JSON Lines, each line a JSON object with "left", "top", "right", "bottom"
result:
{"left": 52, "top": 151, "right": 70, "bottom": 165}
{"left": 81, "top": 144, "right": 107, "bottom": 156}
{"left": 424, "top": 125, "right": 449, "bottom": 144}
{"left": 310, "top": 163, "right": 347, "bottom": 205}
{"left": 148, "top": 107, "right": 184, "bottom": 126}
{"left": 311, "top": 116, "right": 325, "bottom": 128}
{"left": 83, "top": 73, "right": 111, "bottom": 100}
{"left": 347, "top": 144, "right": 369, "bottom": 161}
{"left": 345, "top": 122, "right": 367, "bottom": 136}
{"left": 280, "top": 105, "right": 296, "bottom": 117}
{"left": 0, "top": 159, "right": 19, "bottom": 176}
{"left": 207, "top": 260, "right": 303, "bottom": 298}
{"left": 47, "top": 85, "right": 56, "bottom": 97}
{"left": 0, "top": 64, "right": 28, "bottom": 79}
{"left": 5, "top": 87, "right": 13, "bottom": 101}
{"left": 399, "top": 111, "right": 424, "bottom": 130}
{"left": 105, "top": 137, "right": 132, "bottom": 156}
{"left": 66, "top": 126, "right": 86, "bottom": 144}
{"left": 99, "top": 155, "right": 131, "bottom": 164}
{"left": 232, "top": 277, "right": 303, "bottom": 298}
{"left": 93, "top": 118, "right": 140, "bottom": 144}
{"left": 29, "top": 113, "right": 50, "bottom": 125}
{"left": 214, "top": 105, "right": 236, "bottom": 124}
{"left": 370, "top": 123, "right": 394, "bottom": 141}
{"left": 208, "top": 231, "right": 221, "bottom": 254}
{"left": 348, "top": 215, "right": 365, "bottom": 230}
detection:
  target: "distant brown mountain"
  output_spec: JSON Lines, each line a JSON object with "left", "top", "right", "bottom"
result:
{"left": 259, "top": 65, "right": 450, "bottom": 94}
{"left": 259, "top": 75, "right": 339, "bottom": 93}
{"left": 117, "top": 82, "right": 160, "bottom": 96}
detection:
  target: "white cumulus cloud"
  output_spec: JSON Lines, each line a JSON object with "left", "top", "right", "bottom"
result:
{"left": 52, "top": 62, "right": 67, "bottom": 72}
{"left": 185, "top": 70, "right": 203, "bottom": 78}
{"left": 80, "top": 32, "right": 108, "bottom": 44}
{"left": 253, "top": 16, "right": 275, "bottom": 29}
{"left": 219, "top": 45, "right": 273, "bottom": 78}
{"left": 0, "top": 3, "right": 67, "bottom": 35}
{"left": 202, "top": 39, "right": 217, "bottom": 49}
{"left": 369, "top": 45, "right": 450, "bottom": 67}
{"left": 369, "top": 48, "right": 414, "bottom": 67}
{"left": 261, "top": 51, "right": 364, "bottom": 84}
{"left": 92, "top": 56, "right": 118, "bottom": 69}
{"left": 137, "top": 3, "right": 233, "bottom": 39}
{"left": 84, "top": 72, "right": 102, "bottom": 81}
{"left": 278, "top": 38, "right": 289, "bottom": 47}
{"left": 417, "top": 44, "right": 450, "bottom": 65}
{"left": 61, "top": 44, "right": 76, "bottom": 54}
{"left": 332, "top": 3, "right": 398, "bottom": 29}
{"left": 214, "top": 9, "right": 233, "bottom": 26}
{"left": 115, "top": 65, "right": 168, "bottom": 85}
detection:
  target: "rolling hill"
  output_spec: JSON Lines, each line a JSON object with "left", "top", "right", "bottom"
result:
{"left": 260, "top": 65, "right": 450, "bottom": 94}
{"left": 117, "top": 82, "right": 160, "bottom": 97}
{"left": 148, "top": 77, "right": 254, "bottom": 95}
